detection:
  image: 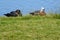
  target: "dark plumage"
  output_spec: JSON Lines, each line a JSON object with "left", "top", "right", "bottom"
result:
{"left": 30, "top": 12, "right": 35, "bottom": 15}
{"left": 29, "top": 10, "right": 40, "bottom": 15}
{"left": 4, "top": 9, "right": 22, "bottom": 17}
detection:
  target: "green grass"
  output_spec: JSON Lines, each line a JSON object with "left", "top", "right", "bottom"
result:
{"left": 0, "top": 16, "right": 60, "bottom": 40}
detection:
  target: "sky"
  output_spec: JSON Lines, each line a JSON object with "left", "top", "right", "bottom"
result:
{"left": 0, "top": 0, "right": 60, "bottom": 16}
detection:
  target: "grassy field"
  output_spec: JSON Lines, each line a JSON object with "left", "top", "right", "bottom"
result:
{"left": 0, "top": 15, "right": 60, "bottom": 40}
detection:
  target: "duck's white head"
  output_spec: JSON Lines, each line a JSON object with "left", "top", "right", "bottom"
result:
{"left": 40, "top": 7, "right": 45, "bottom": 11}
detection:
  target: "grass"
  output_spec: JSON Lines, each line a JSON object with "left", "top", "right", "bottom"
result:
{"left": 0, "top": 15, "right": 60, "bottom": 40}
